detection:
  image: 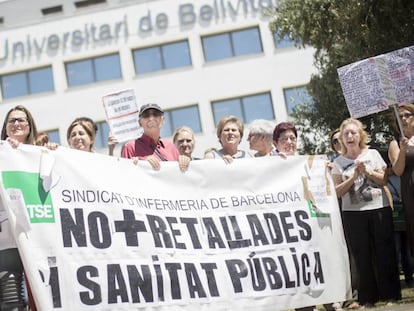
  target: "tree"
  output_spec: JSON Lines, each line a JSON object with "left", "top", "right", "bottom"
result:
{"left": 268, "top": 0, "right": 414, "bottom": 154}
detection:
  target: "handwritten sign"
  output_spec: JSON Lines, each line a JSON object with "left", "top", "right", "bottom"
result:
{"left": 337, "top": 45, "right": 414, "bottom": 118}
{"left": 102, "top": 89, "right": 141, "bottom": 142}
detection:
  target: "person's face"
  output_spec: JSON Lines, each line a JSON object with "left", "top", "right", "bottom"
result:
{"left": 139, "top": 109, "right": 164, "bottom": 132}
{"left": 175, "top": 131, "right": 195, "bottom": 157}
{"left": 220, "top": 122, "right": 241, "bottom": 147}
{"left": 275, "top": 129, "right": 297, "bottom": 155}
{"left": 341, "top": 123, "right": 360, "bottom": 150}
{"left": 399, "top": 108, "right": 414, "bottom": 134}
{"left": 247, "top": 132, "right": 263, "bottom": 151}
{"left": 69, "top": 124, "right": 93, "bottom": 152}
{"left": 6, "top": 110, "right": 30, "bottom": 143}
{"left": 331, "top": 132, "right": 341, "bottom": 153}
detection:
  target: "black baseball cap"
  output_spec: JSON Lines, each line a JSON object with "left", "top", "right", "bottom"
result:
{"left": 139, "top": 103, "right": 164, "bottom": 117}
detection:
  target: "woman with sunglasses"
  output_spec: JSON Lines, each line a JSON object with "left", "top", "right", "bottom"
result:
{"left": 389, "top": 103, "right": 414, "bottom": 259}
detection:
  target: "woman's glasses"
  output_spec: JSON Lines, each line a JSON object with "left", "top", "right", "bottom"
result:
{"left": 332, "top": 138, "right": 339, "bottom": 145}
{"left": 399, "top": 113, "right": 414, "bottom": 120}
{"left": 278, "top": 136, "right": 297, "bottom": 143}
{"left": 7, "top": 118, "right": 28, "bottom": 125}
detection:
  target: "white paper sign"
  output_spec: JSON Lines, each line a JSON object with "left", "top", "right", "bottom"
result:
{"left": 337, "top": 45, "right": 414, "bottom": 118}
{"left": 102, "top": 89, "right": 141, "bottom": 143}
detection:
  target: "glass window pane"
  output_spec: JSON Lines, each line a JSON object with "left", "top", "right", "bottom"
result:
{"left": 134, "top": 47, "right": 162, "bottom": 74}
{"left": 163, "top": 41, "right": 192, "bottom": 69}
{"left": 274, "top": 32, "right": 296, "bottom": 49}
{"left": 160, "top": 112, "right": 173, "bottom": 137}
{"left": 232, "top": 28, "right": 262, "bottom": 56}
{"left": 202, "top": 33, "right": 233, "bottom": 62}
{"left": 243, "top": 93, "right": 274, "bottom": 123}
{"left": 29, "top": 67, "right": 54, "bottom": 94}
{"left": 46, "top": 129, "right": 60, "bottom": 145}
{"left": 94, "top": 121, "right": 110, "bottom": 149}
{"left": 284, "top": 86, "right": 313, "bottom": 115}
{"left": 212, "top": 99, "right": 243, "bottom": 125}
{"left": 94, "top": 54, "right": 122, "bottom": 81}
{"left": 1, "top": 72, "right": 28, "bottom": 99}
{"left": 170, "top": 106, "right": 201, "bottom": 133}
{"left": 66, "top": 59, "right": 94, "bottom": 86}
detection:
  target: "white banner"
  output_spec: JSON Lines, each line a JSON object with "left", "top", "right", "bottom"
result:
{"left": 0, "top": 142, "right": 351, "bottom": 310}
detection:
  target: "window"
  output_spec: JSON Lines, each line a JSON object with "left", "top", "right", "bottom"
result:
{"left": 202, "top": 27, "right": 263, "bottom": 62}
{"left": 273, "top": 32, "right": 297, "bottom": 49}
{"left": 283, "top": 86, "right": 313, "bottom": 115}
{"left": 0, "top": 66, "right": 54, "bottom": 99}
{"left": 74, "top": 0, "right": 106, "bottom": 8}
{"left": 133, "top": 40, "right": 191, "bottom": 75}
{"left": 94, "top": 120, "right": 110, "bottom": 149}
{"left": 66, "top": 53, "right": 121, "bottom": 87}
{"left": 41, "top": 5, "right": 63, "bottom": 15}
{"left": 160, "top": 105, "right": 201, "bottom": 138}
{"left": 212, "top": 92, "right": 274, "bottom": 125}
{"left": 46, "top": 129, "right": 61, "bottom": 145}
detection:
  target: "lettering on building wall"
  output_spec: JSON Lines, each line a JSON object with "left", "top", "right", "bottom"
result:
{"left": 0, "top": 0, "right": 276, "bottom": 61}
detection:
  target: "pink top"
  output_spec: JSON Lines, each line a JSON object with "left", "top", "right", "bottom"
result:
{"left": 121, "top": 133, "right": 179, "bottom": 161}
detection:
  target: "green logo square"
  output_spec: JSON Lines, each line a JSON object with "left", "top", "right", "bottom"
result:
{"left": 2, "top": 171, "right": 55, "bottom": 223}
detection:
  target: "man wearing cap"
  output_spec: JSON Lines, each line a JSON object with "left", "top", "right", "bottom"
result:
{"left": 121, "top": 103, "right": 189, "bottom": 170}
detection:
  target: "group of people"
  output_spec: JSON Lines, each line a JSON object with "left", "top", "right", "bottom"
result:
{"left": 1, "top": 102, "right": 414, "bottom": 311}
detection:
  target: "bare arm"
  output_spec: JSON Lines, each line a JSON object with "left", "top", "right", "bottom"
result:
{"left": 389, "top": 139, "right": 407, "bottom": 176}
{"left": 332, "top": 172, "right": 358, "bottom": 198}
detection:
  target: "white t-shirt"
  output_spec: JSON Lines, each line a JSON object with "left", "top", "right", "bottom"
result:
{"left": 332, "top": 149, "right": 388, "bottom": 211}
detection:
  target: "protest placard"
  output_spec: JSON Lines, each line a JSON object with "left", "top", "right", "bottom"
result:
{"left": 337, "top": 45, "right": 414, "bottom": 118}
{"left": 0, "top": 144, "right": 351, "bottom": 310}
{"left": 102, "top": 89, "right": 141, "bottom": 143}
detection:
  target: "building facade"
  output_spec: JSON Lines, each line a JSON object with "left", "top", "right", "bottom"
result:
{"left": 0, "top": 0, "right": 316, "bottom": 157}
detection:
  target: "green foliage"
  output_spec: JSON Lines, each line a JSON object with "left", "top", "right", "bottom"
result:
{"left": 268, "top": 0, "right": 414, "bottom": 154}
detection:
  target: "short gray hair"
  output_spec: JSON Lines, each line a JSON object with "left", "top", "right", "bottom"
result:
{"left": 248, "top": 119, "right": 275, "bottom": 142}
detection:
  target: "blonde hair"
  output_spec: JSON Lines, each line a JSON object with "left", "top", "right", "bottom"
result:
{"left": 339, "top": 118, "right": 369, "bottom": 153}
{"left": 216, "top": 115, "right": 244, "bottom": 143}
{"left": 172, "top": 126, "right": 195, "bottom": 144}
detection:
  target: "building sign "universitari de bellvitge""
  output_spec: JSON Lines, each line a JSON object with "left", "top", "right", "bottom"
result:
{"left": 0, "top": 0, "right": 276, "bottom": 61}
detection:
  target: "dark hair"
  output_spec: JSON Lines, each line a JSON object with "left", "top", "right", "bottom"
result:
{"left": 273, "top": 122, "right": 297, "bottom": 142}
{"left": 329, "top": 128, "right": 340, "bottom": 151}
{"left": 1, "top": 105, "right": 38, "bottom": 145}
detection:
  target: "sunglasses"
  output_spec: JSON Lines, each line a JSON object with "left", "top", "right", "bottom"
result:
{"left": 141, "top": 110, "right": 163, "bottom": 118}
{"left": 332, "top": 138, "right": 339, "bottom": 145}
{"left": 399, "top": 113, "right": 414, "bottom": 120}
